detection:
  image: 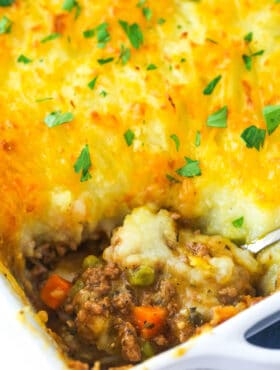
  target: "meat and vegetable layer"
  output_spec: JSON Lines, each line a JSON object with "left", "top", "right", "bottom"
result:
{"left": 24, "top": 206, "right": 278, "bottom": 369}
{"left": 1, "top": 0, "right": 280, "bottom": 369}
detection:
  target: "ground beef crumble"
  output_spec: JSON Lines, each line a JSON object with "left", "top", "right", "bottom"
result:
{"left": 54, "top": 263, "right": 189, "bottom": 367}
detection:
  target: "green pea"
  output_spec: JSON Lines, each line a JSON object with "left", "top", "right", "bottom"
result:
{"left": 141, "top": 341, "right": 155, "bottom": 359}
{"left": 69, "top": 279, "right": 84, "bottom": 297}
{"left": 128, "top": 265, "right": 155, "bottom": 286}
{"left": 82, "top": 255, "right": 100, "bottom": 269}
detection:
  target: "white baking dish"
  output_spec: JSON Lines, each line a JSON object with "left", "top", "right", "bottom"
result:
{"left": 1, "top": 270, "right": 280, "bottom": 370}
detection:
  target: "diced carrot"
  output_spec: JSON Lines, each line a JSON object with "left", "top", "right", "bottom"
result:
{"left": 132, "top": 306, "right": 167, "bottom": 339}
{"left": 40, "top": 274, "right": 72, "bottom": 309}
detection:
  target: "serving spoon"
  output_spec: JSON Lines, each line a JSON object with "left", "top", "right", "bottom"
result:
{"left": 241, "top": 228, "right": 280, "bottom": 254}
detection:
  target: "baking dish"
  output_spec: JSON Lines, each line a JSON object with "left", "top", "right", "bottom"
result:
{"left": 1, "top": 264, "right": 280, "bottom": 370}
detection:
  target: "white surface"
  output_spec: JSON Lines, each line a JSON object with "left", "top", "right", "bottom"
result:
{"left": 0, "top": 272, "right": 280, "bottom": 370}
{"left": 0, "top": 274, "right": 65, "bottom": 370}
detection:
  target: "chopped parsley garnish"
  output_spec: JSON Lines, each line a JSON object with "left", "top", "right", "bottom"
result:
{"left": 41, "top": 33, "right": 61, "bottom": 43}
{"left": 166, "top": 174, "right": 181, "bottom": 183}
{"left": 62, "top": 0, "right": 81, "bottom": 19}
{"left": 124, "top": 129, "right": 135, "bottom": 146}
{"left": 180, "top": 58, "right": 186, "bottom": 63}
{"left": 63, "top": 0, "right": 77, "bottom": 11}
{"left": 147, "top": 64, "right": 157, "bottom": 70}
{"left": 207, "top": 106, "right": 228, "bottom": 128}
{"left": 240, "top": 125, "right": 266, "bottom": 150}
{"left": 206, "top": 38, "right": 218, "bottom": 44}
{"left": 158, "top": 18, "right": 166, "bottom": 25}
{"left": 100, "top": 90, "right": 107, "bottom": 97}
{"left": 0, "top": 0, "right": 15, "bottom": 6}
{"left": 203, "top": 75, "right": 222, "bottom": 95}
{"left": 97, "top": 57, "right": 114, "bottom": 65}
{"left": 142, "top": 7, "right": 152, "bottom": 21}
{"left": 251, "top": 50, "right": 264, "bottom": 57}
{"left": 83, "top": 29, "right": 95, "bottom": 38}
{"left": 44, "top": 111, "right": 74, "bottom": 128}
{"left": 119, "top": 44, "right": 131, "bottom": 65}
{"left": 96, "top": 22, "right": 110, "bottom": 48}
{"left": 35, "top": 97, "right": 53, "bottom": 103}
{"left": 137, "top": 0, "right": 146, "bottom": 7}
{"left": 118, "top": 20, "right": 144, "bottom": 49}
{"left": 195, "top": 131, "right": 201, "bottom": 147}
{"left": 176, "top": 157, "right": 201, "bottom": 178}
{"left": 170, "top": 134, "right": 180, "bottom": 151}
{"left": 232, "top": 216, "right": 244, "bottom": 228}
{"left": 244, "top": 32, "right": 253, "bottom": 43}
{"left": 88, "top": 76, "right": 98, "bottom": 90}
{"left": 0, "top": 15, "right": 12, "bottom": 34}
{"left": 263, "top": 105, "right": 280, "bottom": 135}
{"left": 242, "top": 54, "right": 252, "bottom": 71}
{"left": 243, "top": 50, "right": 264, "bottom": 71}
{"left": 17, "top": 54, "right": 32, "bottom": 64}
{"left": 73, "top": 144, "right": 92, "bottom": 182}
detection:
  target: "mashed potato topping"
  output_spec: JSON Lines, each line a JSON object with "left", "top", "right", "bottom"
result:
{"left": 1, "top": 1, "right": 280, "bottom": 268}
{"left": 104, "top": 206, "right": 260, "bottom": 318}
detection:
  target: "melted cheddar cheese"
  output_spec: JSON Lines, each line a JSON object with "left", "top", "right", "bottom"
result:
{"left": 1, "top": 0, "right": 280, "bottom": 267}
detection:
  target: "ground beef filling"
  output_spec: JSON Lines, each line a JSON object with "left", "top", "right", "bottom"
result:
{"left": 24, "top": 226, "right": 259, "bottom": 370}
{"left": 60, "top": 262, "right": 193, "bottom": 365}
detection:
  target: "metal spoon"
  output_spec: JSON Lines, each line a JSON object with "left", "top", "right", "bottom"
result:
{"left": 242, "top": 228, "right": 280, "bottom": 254}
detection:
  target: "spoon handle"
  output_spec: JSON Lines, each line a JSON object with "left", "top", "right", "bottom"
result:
{"left": 242, "top": 228, "right": 280, "bottom": 254}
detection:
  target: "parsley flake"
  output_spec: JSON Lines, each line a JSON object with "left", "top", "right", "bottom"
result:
{"left": 119, "top": 44, "right": 131, "bottom": 65}
{"left": 195, "top": 131, "right": 201, "bottom": 147}
{"left": 137, "top": 0, "right": 146, "bottom": 7}
{"left": 41, "top": 33, "right": 61, "bottom": 43}
{"left": 0, "top": 0, "right": 15, "bottom": 6}
{"left": 240, "top": 125, "right": 266, "bottom": 150}
{"left": 83, "top": 29, "right": 95, "bottom": 38}
{"left": 203, "top": 75, "right": 222, "bottom": 95}
{"left": 251, "top": 50, "right": 264, "bottom": 57}
{"left": 0, "top": 15, "right": 12, "bottom": 34}
{"left": 119, "top": 20, "right": 144, "bottom": 49}
{"left": 242, "top": 54, "right": 252, "bottom": 71}
{"left": 206, "top": 38, "right": 218, "bottom": 44}
{"left": 124, "top": 129, "right": 135, "bottom": 146}
{"left": 44, "top": 111, "right": 74, "bottom": 128}
{"left": 100, "top": 90, "right": 107, "bottom": 97}
{"left": 232, "top": 216, "right": 244, "bottom": 228}
{"left": 244, "top": 32, "right": 253, "bottom": 43}
{"left": 243, "top": 50, "right": 264, "bottom": 71}
{"left": 97, "top": 57, "right": 114, "bottom": 65}
{"left": 17, "top": 54, "right": 32, "bottom": 64}
{"left": 147, "top": 64, "right": 157, "bottom": 70}
{"left": 96, "top": 22, "right": 110, "bottom": 48}
{"left": 74, "top": 144, "right": 92, "bottom": 182}
{"left": 88, "top": 76, "right": 98, "bottom": 90}
{"left": 207, "top": 106, "right": 228, "bottom": 128}
{"left": 176, "top": 157, "right": 201, "bottom": 178}
{"left": 263, "top": 105, "right": 280, "bottom": 135}
{"left": 158, "top": 18, "right": 166, "bottom": 25}
{"left": 143, "top": 7, "right": 152, "bottom": 21}
{"left": 170, "top": 134, "right": 180, "bottom": 151}
{"left": 62, "top": 0, "right": 81, "bottom": 19}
